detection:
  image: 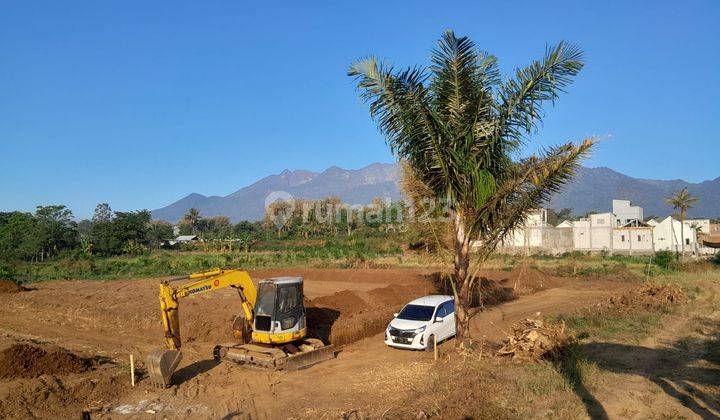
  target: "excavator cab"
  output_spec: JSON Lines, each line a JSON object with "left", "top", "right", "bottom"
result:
{"left": 252, "top": 278, "right": 306, "bottom": 343}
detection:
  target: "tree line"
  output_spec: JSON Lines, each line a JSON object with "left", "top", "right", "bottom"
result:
{"left": 0, "top": 204, "right": 159, "bottom": 261}
{"left": 0, "top": 197, "right": 412, "bottom": 263}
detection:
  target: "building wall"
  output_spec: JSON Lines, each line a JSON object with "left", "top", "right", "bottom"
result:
{"left": 684, "top": 219, "right": 711, "bottom": 234}
{"left": 612, "top": 200, "right": 644, "bottom": 226}
{"left": 612, "top": 227, "right": 654, "bottom": 252}
{"left": 502, "top": 209, "right": 547, "bottom": 248}
{"left": 571, "top": 213, "right": 614, "bottom": 250}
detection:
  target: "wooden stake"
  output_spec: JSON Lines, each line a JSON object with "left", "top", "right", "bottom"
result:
{"left": 130, "top": 354, "right": 135, "bottom": 387}
{"left": 433, "top": 335, "right": 438, "bottom": 361}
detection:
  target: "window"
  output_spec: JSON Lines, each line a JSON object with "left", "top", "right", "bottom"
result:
{"left": 686, "top": 238, "right": 690, "bottom": 245}
{"left": 255, "top": 283, "right": 276, "bottom": 316}
{"left": 436, "top": 300, "right": 455, "bottom": 318}
{"left": 637, "top": 235, "right": 641, "bottom": 242}
{"left": 397, "top": 304, "right": 435, "bottom": 321}
{"left": 445, "top": 300, "right": 455, "bottom": 315}
{"left": 621, "top": 235, "right": 625, "bottom": 242}
{"left": 277, "top": 285, "right": 298, "bottom": 313}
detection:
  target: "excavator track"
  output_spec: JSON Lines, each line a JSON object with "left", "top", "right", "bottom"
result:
{"left": 214, "top": 338, "right": 335, "bottom": 370}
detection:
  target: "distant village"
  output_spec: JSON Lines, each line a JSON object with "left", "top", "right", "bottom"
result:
{"left": 497, "top": 200, "right": 720, "bottom": 255}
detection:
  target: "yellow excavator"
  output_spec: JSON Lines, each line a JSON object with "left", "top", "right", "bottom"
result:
{"left": 146, "top": 268, "right": 334, "bottom": 387}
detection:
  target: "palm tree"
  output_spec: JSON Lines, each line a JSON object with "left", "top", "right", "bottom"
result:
{"left": 665, "top": 187, "right": 699, "bottom": 257}
{"left": 349, "top": 31, "right": 593, "bottom": 341}
{"left": 183, "top": 208, "right": 201, "bottom": 235}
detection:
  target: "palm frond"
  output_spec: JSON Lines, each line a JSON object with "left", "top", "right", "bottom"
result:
{"left": 473, "top": 138, "right": 594, "bottom": 243}
{"left": 497, "top": 41, "right": 584, "bottom": 149}
{"left": 349, "top": 57, "right": 454, "bottom": 199}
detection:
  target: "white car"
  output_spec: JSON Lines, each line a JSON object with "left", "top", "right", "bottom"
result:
{"left": 384, "top": 295, "right": 456, "bottom": 350}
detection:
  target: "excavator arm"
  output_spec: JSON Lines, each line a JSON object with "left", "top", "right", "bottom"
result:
{"left": 159, "top": 268, "right": 256, "bottom": 350}
{"left": 148, "top": 268, "right": 256, "bottom": 387}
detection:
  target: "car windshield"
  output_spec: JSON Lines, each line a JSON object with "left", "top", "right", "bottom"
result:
{"left": 397, "top": 304, "right": 435, "bottom": 321}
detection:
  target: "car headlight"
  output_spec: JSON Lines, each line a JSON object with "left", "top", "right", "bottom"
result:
{"left": 413, "top": 326, "right": 426, "bottom": 334}
{"left": 281, "top": 316, "right": 296, "bottom": 330}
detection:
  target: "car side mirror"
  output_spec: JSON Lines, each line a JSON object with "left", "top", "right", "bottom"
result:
{"left": 435, "top": 316, "right": 443, "bottom": 323}
{"left": 393, "top": 313, "right": 399, "bottom": 318}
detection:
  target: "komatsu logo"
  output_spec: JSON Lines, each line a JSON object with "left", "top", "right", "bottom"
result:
{"left": 188, "top": 285, "right": 212, "bottom": 295}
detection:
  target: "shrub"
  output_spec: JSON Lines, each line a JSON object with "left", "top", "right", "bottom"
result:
{"left": 653, "top": 250, "right": 675, "bottom": 269}
{"left": 0, "top": 263, "right": 16, "bottom": 281}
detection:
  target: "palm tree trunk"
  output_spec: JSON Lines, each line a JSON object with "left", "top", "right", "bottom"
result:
{"left": 680, "top": 210, "right": 685, "bottom": 258}
{"left": 453, "top": 213, "right": 472, "bottom": 342}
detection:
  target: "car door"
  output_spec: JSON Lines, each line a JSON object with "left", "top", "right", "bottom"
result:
{"left": 432, "top": 303, "right": 448, "bottom": 340}
{"left": 443, "top": 300, "right": 456, "bottom": 338}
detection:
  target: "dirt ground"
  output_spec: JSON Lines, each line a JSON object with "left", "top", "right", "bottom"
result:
{"left": 0, "top": 267, "right": 637, "bottom": 418}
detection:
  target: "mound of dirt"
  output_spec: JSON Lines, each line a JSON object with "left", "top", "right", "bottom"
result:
{"left": 428, "top": 265, "right": 562, "bottom": 308}
{"left": 604, "top": 284, "right": 687, "bottom": 312}
{"left": 306, "top": 283, "right": 436, "bottom": 346}
{"left": 497, "top": 317, "right": 574, "bottom": 361}
{"left": 0, "top": 344, "right": 91, "bottom": 379}
{"left": 0, "top": 279, "right": 25, "bottom": 294}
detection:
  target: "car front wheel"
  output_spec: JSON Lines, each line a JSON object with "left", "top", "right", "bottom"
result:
{"left": 425, "top": 334, "right": 436, "bottom": 352}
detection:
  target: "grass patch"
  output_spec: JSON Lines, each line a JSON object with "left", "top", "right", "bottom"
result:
{"left": 558, "top": 311, "right": 664, "bottom": 342}
{"left": 517, "top": 363, "right": 571, "bottom": 397}
{"left": 11, "top": 239, "right": 405, "bottom": 283}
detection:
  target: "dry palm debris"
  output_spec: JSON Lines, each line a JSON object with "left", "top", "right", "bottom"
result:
{"left": 497, "top": 317, "right": 574, "bottom": 361}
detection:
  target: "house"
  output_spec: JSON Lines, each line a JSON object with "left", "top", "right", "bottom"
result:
{"left": 612, "top": 200, "right": 644, "bottom": 226}
{"left": 501, "top": 209, "right": 548, "bottom": 248}
{"left": 490, "top": 199, "right": 712, "bottom": 255}
{"left": 684, "top": 219, "right": 711, "bottom": 234}
{"left": 174, "top": 235, "right": 200, "bottom": 243}
{"left": 651, "top": 216, "right": 697, "bottom": 252}
{"left": 612, "top": 220, "right": 654, "bottom": 253}
{"left": 556, "top": 220, "right": 574, "bottom": 228}
{"left": 570, "top": 212, "right": 614, "bottom": 251}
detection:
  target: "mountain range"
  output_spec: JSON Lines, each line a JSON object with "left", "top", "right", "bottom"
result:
{"left": 152, "top": 163, "right": 720, "bottom": 222}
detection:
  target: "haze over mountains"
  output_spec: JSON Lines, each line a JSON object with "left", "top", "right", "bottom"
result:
{"left": 152, "top": 163, "right": 720, "bottom": 223}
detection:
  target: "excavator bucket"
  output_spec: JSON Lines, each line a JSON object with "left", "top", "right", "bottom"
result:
{"left": 146, "top": 349, "right": 183, "bottom": 387}
{"left": 214, "top": 338, "right": 335, "bottom": 371}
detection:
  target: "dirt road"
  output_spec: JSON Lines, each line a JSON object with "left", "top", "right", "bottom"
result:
{"left": 584, "top": 314, "right": 720, "bottom": 419}
{"left": 0, "top": 267, "right": 633, "bottom": 418}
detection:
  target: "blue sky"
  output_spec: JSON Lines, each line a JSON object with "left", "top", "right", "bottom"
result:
{"left": 1, "top": 1, "right": 718, "bottom": 219}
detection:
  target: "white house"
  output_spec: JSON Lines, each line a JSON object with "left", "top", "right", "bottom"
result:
{"left": 502, "top": 209, "right": 547, "bottom": 248}
{"left": 556, "top": 220, "right": 574, "bottom": 228}
{"left": 612, "top": 200, "right": 644, "bottom": 226}
{"left": 612, "top": 220, "right": 654, "bottom": 253}
{"left": 569, "top": 212, "right": 614, "bottom": 251}
{"left": 651, "top": 216, "right": 697, "bottom": 252}
{"left": 175, "top": 235, "right": 200, "bottom": 243}
{"left": 684, "top": 219, "right": 711, "bottom": 235}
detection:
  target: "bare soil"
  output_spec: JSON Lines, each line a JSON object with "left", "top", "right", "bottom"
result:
{"left": 0, "top": 344, "right": 91, "bottom": 379}
{"left": 0, "top": 280, "right": 25, "bottom": 294}
{"left": 0, "top": 267, "right": 635, "bottom": 418}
